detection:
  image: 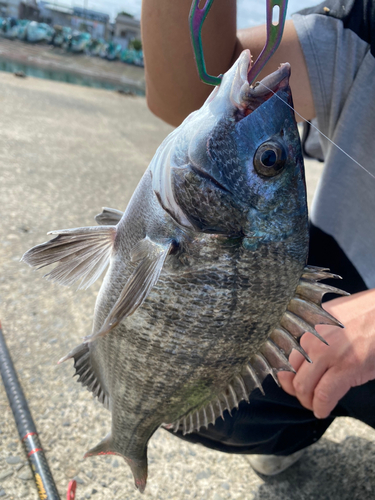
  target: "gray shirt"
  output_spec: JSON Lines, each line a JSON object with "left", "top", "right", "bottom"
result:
{"left": 292, "top": 1, "right": 375, "bottom": 288}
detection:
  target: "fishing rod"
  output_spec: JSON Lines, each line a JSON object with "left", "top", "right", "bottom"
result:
{"left": 0, "top": 323, "right": 76, "bottom": 500}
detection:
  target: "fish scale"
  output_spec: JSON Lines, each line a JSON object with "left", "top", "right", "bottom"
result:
{"left": 93, "top": 232, "right": 306, "bottom": 449}
{"left": 22, "top": 50, "right": 348, "bottom": 493}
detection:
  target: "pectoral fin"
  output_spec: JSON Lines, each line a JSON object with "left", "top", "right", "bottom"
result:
{"left": 86, "top": 237, "right": 173, "bottom": 341}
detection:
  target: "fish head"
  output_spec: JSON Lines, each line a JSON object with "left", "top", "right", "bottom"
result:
{"left": 152, "top": 50, "right": 307, "bottom": 240}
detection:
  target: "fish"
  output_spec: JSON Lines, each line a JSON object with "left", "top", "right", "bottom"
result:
{"left": 22, "top": 49, "right": 348, "bottom": 493}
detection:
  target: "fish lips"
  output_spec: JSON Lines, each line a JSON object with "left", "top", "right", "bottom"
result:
{"left": 212, "top": 48, "right": 292, "bottom": 119}
{"left": 204, "top": 50, "right": 291, "bottom": 121}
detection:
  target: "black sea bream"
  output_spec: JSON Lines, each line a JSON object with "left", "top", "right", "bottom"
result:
{"left": 23, "top": 50, "right": 346, "bottom": 492}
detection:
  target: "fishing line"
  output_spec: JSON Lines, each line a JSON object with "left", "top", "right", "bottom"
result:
{"left": 257, "top": 81, "right": 375, "bottom": 181}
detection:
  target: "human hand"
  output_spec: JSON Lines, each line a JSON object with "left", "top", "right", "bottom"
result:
{"left": 278, "top": 289, "right": 375, "bottom": 419}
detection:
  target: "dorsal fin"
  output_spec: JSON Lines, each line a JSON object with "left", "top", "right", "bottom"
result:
{"left": 85, "top": 237, "right": 173, "bottom": 342}
{"left": 59, "top": 343, "right": 110, "bottom": 409}
{"left": 95, "top": 207, "right": 123, "bottom": 225}
{"left": 21, "top": 226, "right": 116, "bottom": 290}
{"left": 167, "top": 266, "right": 348, "bottom": 435}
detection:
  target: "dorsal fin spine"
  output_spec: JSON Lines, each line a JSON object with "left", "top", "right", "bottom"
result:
{"left": 172, "top": 420, "right": 180, "bottom": 433}
{"left": 235, "top": 375, "right": 249, "bottom": 402}
{"left": 216, "top": 398, "right": 224, "bottom": 420}
{"left": 245, "top": 363, "right": 264, "bottom": 395}
{"left": 222, "top": 393, "right": 232, "bottom": 416}
{"left": 196, "top": 410, "right": 200, "bottom": 430}
{"left": 189, "top": 414, "right": 194, "bottom": 433}
{"left": 228, "top": 384, "right": 238, "bottom": 408}
{"left": 202, "top": 408, "right": 208, "bottom": 428}
{"left": 209, "top": 403, "right": 215, "bottom": 424}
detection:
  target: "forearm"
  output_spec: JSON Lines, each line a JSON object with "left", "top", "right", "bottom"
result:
{"left": 142, "top": 1, "right": 314, "bottom": 127}
{"left": 141, "top": 0, "right": 238, "bottom": 126}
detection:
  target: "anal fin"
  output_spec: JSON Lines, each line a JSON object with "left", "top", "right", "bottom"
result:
{"left": 59, "top": 343, "right": 110, "bottom": 409}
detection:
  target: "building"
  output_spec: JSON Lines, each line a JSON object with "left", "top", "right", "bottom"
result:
{"left": 71, "top": 6, "right": 109, "bottom": 39}
{"left": 38, "top": 2, "right": 109, "bottom": 38}
{"left": 38, "top": 1, "right": 73, "bottom": 27}
{"left": 113, "top": 12, "right": 140, "bottom": 49}
{"left": 0, "top": 0, "right": 21, "bottom": 18}
{"left": 19, "top": 0, "right": 39, "bottom": 20}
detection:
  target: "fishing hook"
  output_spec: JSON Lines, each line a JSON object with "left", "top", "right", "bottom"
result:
{"left": 189, "top": 0, "right": 289, "bottom": 87}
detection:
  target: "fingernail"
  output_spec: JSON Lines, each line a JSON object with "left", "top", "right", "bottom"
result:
{"left": 314, "top": 412, "right": 323, "bottom": 419}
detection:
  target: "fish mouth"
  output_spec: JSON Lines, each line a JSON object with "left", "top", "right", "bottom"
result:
{"left": 230, "top": 49, "right": 291, "bottom": 119}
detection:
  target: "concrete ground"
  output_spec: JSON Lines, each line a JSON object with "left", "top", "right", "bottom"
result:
{"left": 0, "top": 73, "right": 374, "bottom": 500}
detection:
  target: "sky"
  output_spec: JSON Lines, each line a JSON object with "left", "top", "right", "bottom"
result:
{"left": 55, "top": 0, "right": 319, "bottom": 26}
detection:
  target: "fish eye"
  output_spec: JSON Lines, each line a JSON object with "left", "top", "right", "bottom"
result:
{"left": 254, "top": 141, "right": 287, "bottom": 177}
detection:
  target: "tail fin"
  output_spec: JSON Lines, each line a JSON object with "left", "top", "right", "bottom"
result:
{"left": 84, "top": 434, "right": 148, "bottom": 493}
{"left": 125, "top": 456, "right": 148, "bottom": 494}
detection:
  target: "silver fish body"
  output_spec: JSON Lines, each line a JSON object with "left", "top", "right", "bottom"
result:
{"left": 23, "top": 50, "right": 347, "bottom": 492}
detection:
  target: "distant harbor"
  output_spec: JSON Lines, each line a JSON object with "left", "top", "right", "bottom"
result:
{"left": 0, "top": 38, "right": 145, "bottom": 94}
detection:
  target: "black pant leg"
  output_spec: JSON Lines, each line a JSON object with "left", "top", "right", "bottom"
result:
{"left": 169, "top": 377, "right": 375, "bottom": 456}
{"left": 169, "top": 377, "right": 337, "bottom": 455}
{"left": 336, "top": 379, "right": 375, "bottom": 428}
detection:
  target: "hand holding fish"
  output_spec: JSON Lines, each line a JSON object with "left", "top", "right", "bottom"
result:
{"left": 278, "top": 289, "right": 375, "bottom": 419}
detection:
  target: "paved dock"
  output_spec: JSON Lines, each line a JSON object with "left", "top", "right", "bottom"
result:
{"left": 0, "top": 72, "right": 374, "bottom": 500}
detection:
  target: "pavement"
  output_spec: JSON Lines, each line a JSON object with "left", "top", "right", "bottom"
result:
{"left": 0, "top": 72, "right": 374, "bottom": 500}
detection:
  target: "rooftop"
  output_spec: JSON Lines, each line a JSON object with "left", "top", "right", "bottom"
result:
{"left": 73, "top": 6, "right": 109, "bottom": 23}
{"left": 40, "top": 2, "right": 73, "bottom": 15}
{"left": 115, "top": 13, "right": 140, "bottom": 27}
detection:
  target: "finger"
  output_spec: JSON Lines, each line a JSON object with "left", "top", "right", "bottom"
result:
{"left": 312, "top": 368, "right": 352, "bottom": 419}
{"left": 292, "top": 355, "right": 329, "bottom": 411}
{"left": 277, "top": 349, "right": 306, "bottom": 396}
{"left": 277, "top": 370, "right": 296, "bottom": 396}
{"left": 289, "top": 348, "right": 306, "bottom": 370}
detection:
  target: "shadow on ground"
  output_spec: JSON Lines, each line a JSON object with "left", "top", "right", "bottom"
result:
{"left": 252, "top": 436, "right": 375, "bottom": 500}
